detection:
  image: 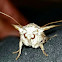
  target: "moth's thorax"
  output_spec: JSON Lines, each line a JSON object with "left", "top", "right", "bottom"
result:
{"left": 19, "top": 23, "right": 47, "bottom": 48}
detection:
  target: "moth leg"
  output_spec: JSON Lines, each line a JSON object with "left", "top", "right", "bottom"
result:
{"left": 16, "top": 49, "right": 21, "bottom": 60}
{"left": 13, "top": 50, "right": 19, "bottom": 54}
{"left": 40, "top": 43, "right": 48, "bottom": 56}
{"left": 16, "top": 41, "right": 23, "bottom": 60}
{"left": 44, "top": 34, "right": 57, "bottom": 43}
{"left": 42, "top": 50, "right": 48, "bottom": 56}
{"left": 49, "top": 34, "right": 57, "bottom": 40}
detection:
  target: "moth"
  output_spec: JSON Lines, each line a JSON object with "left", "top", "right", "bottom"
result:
{"left": 0, "top": 11, "right": 62, "bottom": 60}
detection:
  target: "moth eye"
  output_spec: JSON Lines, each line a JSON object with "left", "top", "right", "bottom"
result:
{"left": 31, "top": 34, "right": 35, "bottom": 39}
{"left": 24, "top": 33, "right": 27, "bottom": 38}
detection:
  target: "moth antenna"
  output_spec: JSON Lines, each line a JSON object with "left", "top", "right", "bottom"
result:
{"left": 42, "top": 25, "right": 62, "bottom": 31}
{"left": 42, "top": 20, "right": 62, "bottom": 27}
{"left": 0, "top": 11, "right": 22, "bottom": 26}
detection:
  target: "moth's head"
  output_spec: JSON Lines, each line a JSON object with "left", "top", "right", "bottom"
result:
{"left": 22, "top": 23, "right": 44, "bottom": 48}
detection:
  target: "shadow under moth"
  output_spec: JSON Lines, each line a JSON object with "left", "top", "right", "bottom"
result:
{"left": 0, "top": 11, "right": 62, "bottom": 60}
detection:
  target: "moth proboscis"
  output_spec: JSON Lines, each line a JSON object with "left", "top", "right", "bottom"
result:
{"left": 0, "top": 11, "right": 62, "bottom": 60}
